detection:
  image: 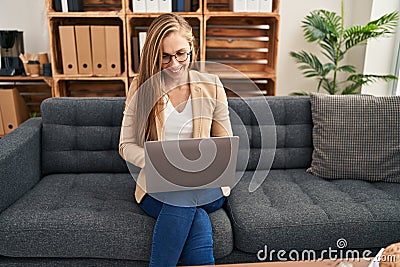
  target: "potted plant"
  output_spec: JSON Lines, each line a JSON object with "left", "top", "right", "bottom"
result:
{"left": 290, "top": 1, "right": 399, "bottom": 95}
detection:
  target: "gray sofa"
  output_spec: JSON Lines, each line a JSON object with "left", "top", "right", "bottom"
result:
{"left": 0, "top": 96, "right": 399, "bottom": 266}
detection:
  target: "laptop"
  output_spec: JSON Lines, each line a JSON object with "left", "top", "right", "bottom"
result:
{"left": 144, "top": 136, "right": 239, "bottom": 193}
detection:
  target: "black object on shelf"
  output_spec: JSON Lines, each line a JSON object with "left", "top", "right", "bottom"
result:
{"left": 54, "top": 0, "right": 83, "bottom": 12}
{"left": 43, "top": 63, "right": 52, "bottom": 77}
{"left": 53, "top": 0, "right": 62, "bottom": 11}
{"left": 68, "top": 0, "right": 84, "bottom": 12}
{"left": 0, "top": 31, "right": 25, "bottom": 76}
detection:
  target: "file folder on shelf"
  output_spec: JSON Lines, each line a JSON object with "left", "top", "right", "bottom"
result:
{"left": 75, "top": 25, "right": 93, "bottom": 75}
{"left": 138, "top": 31, "right": 147, "bottom": 58}
{"left": 90, "top": 25, "right": 108, "bottom": 76}
{"left": 246, "top": 0, "right": 259, "bottom": 12}
{"left": 132, "top": 36, "right": 140, "bottom": 73}
{"left": 159, "top": 0, "right": 172, "bottom": 12}
{"left": 259, "top": 0, "right": 272, "bottom": 12}
{"left": 67, "top": 0, "right": 83, "bottom": 12}
{"left": 59, "top": 25, "right": 78, "bottom": 75}
{"left": 132, "top": 0, "right": 146, "bottom": 12}
{"left": 172, "top": 0, "right": 184, "bottom": 12}
{"left": 146, "top": 0, "right": 158, "bottom": 12}
{"left": 61, "top": 0, "right": 68, "bottom": 12}
{"left": 105, "top": 26, "right": 121, "bottom": 76}
{"left": 231, "top": 0, "right": 247, "bottom": 12}
{"left": 53, "top": 0, "right": 62, "bottom": 11}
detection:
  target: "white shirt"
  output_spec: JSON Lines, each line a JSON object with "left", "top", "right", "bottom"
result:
{"left": 163, "top": 95, "right": 193, "bottom": 140}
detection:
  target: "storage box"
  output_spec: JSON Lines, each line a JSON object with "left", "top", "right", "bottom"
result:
{"left": 0, "top": 88, "right": 29, "bottom": 136}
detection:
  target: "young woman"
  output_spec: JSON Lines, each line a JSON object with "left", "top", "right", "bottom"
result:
{"left": 119, "top": 13, "right": 232, "bottom": 266}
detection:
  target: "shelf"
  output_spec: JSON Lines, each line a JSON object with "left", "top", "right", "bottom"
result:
{"left": 204, "top": 12, "right": 280, "bottom": 18}
{"left": 207, "top": 71, "right": 275, "bottom": 80}
{"left": 0, "top": 76, "right": 53, "bottom": 87}
{"left": 52, "top": 75, "right": 127, "bottom": 81}
{"left": 204, "top": 0, "right": 280, "bottom": 14}
{"left": 46, "top": 0, "right": 125, "bottom": 13}
{"left": 48, "top": 16, "right": 127, "bottom": 78}
{"left": 53, "top": 78, "right": 127, "bottom": 97}
{"left": 125, "top": 0, "right": 202, "bottom": 14}
{"left": 48, "top": 11, "right": 124, "bottom": 18}
{"left": 125, "top": 12, "right": 203, "bottom": 18}
{"left": 46, "top": 0, "right": 280, "bottom": 96}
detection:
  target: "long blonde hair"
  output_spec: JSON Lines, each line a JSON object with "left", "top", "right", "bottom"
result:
{"left": 133, "top": 13, "right": 197, "bottom": 146}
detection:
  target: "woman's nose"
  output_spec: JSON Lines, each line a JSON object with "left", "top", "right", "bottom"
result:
{"left": 170, "top": 56, "right": 180, "bottom": 66}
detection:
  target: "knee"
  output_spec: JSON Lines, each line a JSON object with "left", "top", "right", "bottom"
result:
{"left": 192, "top": 208, "right": 212, "bottom": 234}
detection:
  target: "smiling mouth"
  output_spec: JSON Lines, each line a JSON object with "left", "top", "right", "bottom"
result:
{"left": 169, "top": 65, "right": 183, "bottom": 73}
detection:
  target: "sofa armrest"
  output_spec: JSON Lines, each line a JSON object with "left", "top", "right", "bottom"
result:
{"left": 0, "top": 118, "right": 42, "bottom": 212}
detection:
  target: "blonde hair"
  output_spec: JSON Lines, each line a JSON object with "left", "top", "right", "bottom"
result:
{"left": 132, "top": 13, "right": 197, "bottom": 146}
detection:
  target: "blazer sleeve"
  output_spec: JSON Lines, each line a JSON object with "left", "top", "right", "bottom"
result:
{"left": 212, "top": 75, "right": 233, "bottom": 137}
{"left": 119, "top": 79, "right": 145, "bottom": 169}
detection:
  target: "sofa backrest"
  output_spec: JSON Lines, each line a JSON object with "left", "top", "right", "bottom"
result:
{"left": 228, "top": 96, "right": 313, "bottom": 170}
{"left": 41, "top": 96, "right": 313, "bottom": 175}
{"left": 41, "top": 97, "right": 129, "bottom": 175}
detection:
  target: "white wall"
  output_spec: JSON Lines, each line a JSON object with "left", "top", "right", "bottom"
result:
{"left": 0, "top": 0, "right": 49, "bottom": 56}
{"left": 362, "top": 0, "right": 400, "bottom": 96}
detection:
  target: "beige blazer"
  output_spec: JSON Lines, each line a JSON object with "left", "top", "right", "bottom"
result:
{"left": 119, "top": 70, "right": 233, "bottom": 203}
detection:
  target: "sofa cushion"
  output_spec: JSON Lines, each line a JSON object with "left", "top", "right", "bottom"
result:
{"left": 307, "top": 93, "right": 400, "bottom": 182}
{"left": 41, "top": 97, "right": 131, "bottom": 175}
{"left": 0, "top": 174, "right": 233, "bottom": 260}
{"left": 226, "top": 169, "right": 400, "bottom": 254}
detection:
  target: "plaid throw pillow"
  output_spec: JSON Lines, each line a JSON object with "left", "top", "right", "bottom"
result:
{"left": 307, "top": 93, "right": 400, "bottom": 182}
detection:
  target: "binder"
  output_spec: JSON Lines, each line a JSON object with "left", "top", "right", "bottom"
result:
{"left": 61, "top": 0, "right": 68, "bottom": 12}
{"left": 184, "top": 0, "right": 191, "bottom": 12}
{"left": 191, "top": 0, "right": 199, "bottom": 11}
{"left": 259, "top": 0, "right": 272, "bottom": 12}
{"left": 132, "top": 0, "right": 146, "bottom": 12}
{"left": 105, "top": 26, "right": 121, "bottom": 75}
{"left": 159, "top": 0, "right": 172, "bottom": 12}
{"left": 90, "top": 25, "right": 108, "bottom": 76}
{"left": 246, "top": 0, "right": 258, "bottom": 12}
{"left": 67, "top": 0, "right": 83, "bottom": 12}
{"left": 132, "top": 36, "right": 140, "bottom": 73}
{"left": 146, "top": 0, "right": 158, "bottom": 12}
{"left": 172, "top": 0, "right": 184, "bottom": 12}
{"left": 53, "top": 0, "right": 62, "bottom": 11}
{"left": 74, "top": 25, "right": 93, "bottom": 75}
{"left": 138, "top": 31, "right": 147, "bottom": 58}
{"left": 59, "top": 25, "right": 78, "bottom": 75}
{"left": 231, "top": 0, "right": 247, "bottom": 12}
{"left": 0, "top": 88, "right": 29, "bottom": 136}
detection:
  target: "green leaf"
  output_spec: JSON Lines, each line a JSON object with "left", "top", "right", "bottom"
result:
{"left": 319, "top": 9, "right": 342, "bottom": 36}
{"left": 290, "top": 50, "right": 324, "bottom": 78}
{"left": 337, "top": 65, "right": 356, "bottom": 73}
{"left": 344, "top": 11, "right": 399, "bottom": 51}
{"left": 321, "top": 79, "right": 337, "bottom": 94}
{"left": 290, "top": 91, "right": 311, "bottom": 96}
{"left": 320, "top": 63, "right": 335, "bottom": 76}
{"left": 347, "top": 74, "right": 398, "bottom": 83}
{"left": 341, "top": 83, "right": 362, "bottom": 94}
{"left": 302, "top": 11, "right": 329, "bottom": 42}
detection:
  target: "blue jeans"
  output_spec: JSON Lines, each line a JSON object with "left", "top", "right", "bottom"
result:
{"left": 139, "top": 192, "right": 226, "bottom": 267}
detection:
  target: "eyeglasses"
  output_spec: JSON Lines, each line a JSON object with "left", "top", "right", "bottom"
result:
{"left": 161, "top": 51, "right": 192, "bottom": 64}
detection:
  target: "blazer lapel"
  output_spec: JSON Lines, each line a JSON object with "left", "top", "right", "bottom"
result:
{"left": 190, "top": 83, "right": 203, "bottom": 138}
{"left": 155, "top": 96, "right": 165, "bottom": 141}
